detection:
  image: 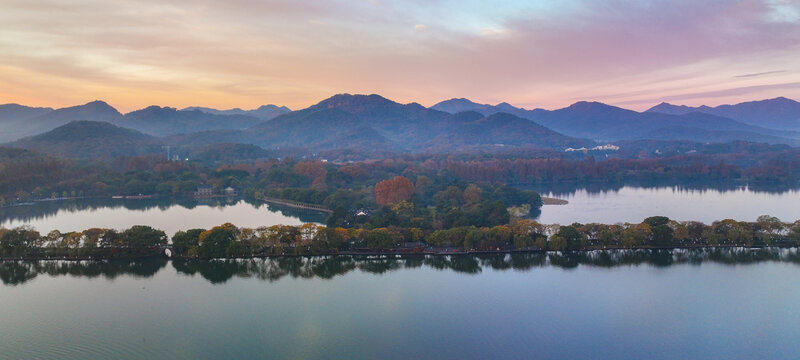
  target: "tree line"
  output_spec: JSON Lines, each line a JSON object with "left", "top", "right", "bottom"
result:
{"left": 3, "top": 215, "right": 800, "bottom": 260}
{"left": 4, "top": 147, "right": 800, "bottom": 207}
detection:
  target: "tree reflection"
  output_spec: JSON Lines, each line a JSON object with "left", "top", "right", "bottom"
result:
{"left": 4, "top": 248, "right": 800, "bottom": 285}
{"left": 0, "top": 258, "right": 168, "bottom": 285}
{"left": 0, "top": 197, "right": 327, "bottom": 227}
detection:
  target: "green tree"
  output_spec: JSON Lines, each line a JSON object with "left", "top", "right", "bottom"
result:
{"left": 643, "top": 216, "right": 674, "bottom": 246}
{"left": 366, "top": 229, "right": 393, "bottom": 248}
{"left": 172, "top": 229, "right": 204, "bottom": 256}
{"left": 120, "top": 226, "right": 167, "bottom": 250}
{"left": 549, "top": 235, "right": 566, "bottom": 251}
{"left": 0, "top": 227, "right": 40, "bottom": 257}
{"left": 556, "top": 225, "right": 585, "bottom": 250}
{"left": 198, "top": 227, "right": 235, "bottom": 258}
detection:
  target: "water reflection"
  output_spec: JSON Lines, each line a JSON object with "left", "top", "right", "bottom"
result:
{"left": 530, "top": 183, "right": 800, "bottom": 224}
{"left": 0, "top": 258, "right": 168, "bottom": 286}
{"left": 4, "top": 248, "right": 800, "bottom": 286}
{"left": 0, "top": 197, "right": 328, "bottom": 232}
{"left": 525, "top": 180, "right": 800, "bottom": 197}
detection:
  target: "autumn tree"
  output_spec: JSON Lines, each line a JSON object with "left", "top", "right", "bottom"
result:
{"left": 463, "top": 184, "right": 482, "bottom": 206}
{"left": 198, "top": 224, "right": 237, "bottom": 258}
{"left": 374, "top": 176, "right": 414, "bottom": 206}
{"left": 293, "top": 161, "right": 327, "bottom": 181}
{"left": 0, "top": 227, "right": 40, "bottom": 257}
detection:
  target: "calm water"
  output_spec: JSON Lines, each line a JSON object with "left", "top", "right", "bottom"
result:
{"left": 0, "top": 198, "right": 326, "bottom": 235}
{"left": 2, "top": 250, "right": 800, "bottom": 359}
{"left": 2, "top": 185, "right": 799, "bottom": 236}
{"left": 535, "top": 185, "right": 800, "bottom": 224}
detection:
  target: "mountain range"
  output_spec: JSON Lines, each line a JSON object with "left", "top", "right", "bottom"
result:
{"left": 432, "top": 97, "right": 800, "bottom": 144}
{"left": 181, "top": 105, "right": 290, "bottom": 120}
{"left": 9, "top": 120, "right": 163, "bottom": 159}
{"left": 0, "top": 101, "right": 290, "bottom": 141}
{"left": 645, "top": 97, "right": 800, "bottom": 131}
{"left": 2, "top": 94, "right": 800, "bottom": 161}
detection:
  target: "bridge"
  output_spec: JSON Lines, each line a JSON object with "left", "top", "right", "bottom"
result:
{"left": 260, "top": 197, "right": 333, "bottom": 213}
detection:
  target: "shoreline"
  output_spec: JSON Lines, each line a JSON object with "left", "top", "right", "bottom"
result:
{"left": 2, "top": 244, "right": 793, "bottom": 262}
{"left": 260, "top": 197, "right": 333, "bottom": 213}
{"left": 541, "top": 196, "right": 568, "bottom": 205}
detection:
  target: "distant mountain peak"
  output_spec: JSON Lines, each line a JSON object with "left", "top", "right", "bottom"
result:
{"left": 569, "top": 100, "right": 603, "bottom": 107}
{"left": 565, "top": 101, "right": 624, "bottom": 113}
{"left": 75, "top": 100, "right": 121, "bottom": 115}
{"left": 36, "top": 100, "right": 123, "bottom": 120}
{"left": 256, "top": 104, "right": 291, "bottom": 112}
{"left": 431, "top": 98, "right": 495, "bottom": 114}
{"left": 85, "top": 99, "right": 111, "bottom": 106}
{"left": 443, "top": 98, "right": 482, "bottom": 105}
{"left": 23, "top": 120, "right": 153, "bottom": 141}
{"left": 309, "top": 93, "right": 401, "bottom": 113}
{"left": 130, "top": 105, "right": 177, "bottom": 115}
{"left": 645, "top": 102, "right": 698, "bottom": 115}
{"left": 9, "top": 120, "right": 161, "bottom": 159}
{"left": 761, "top": 96, "right": 797, "bottom": 104}
{"left": 317, "top": 93, "right": 393, "bottom": 105}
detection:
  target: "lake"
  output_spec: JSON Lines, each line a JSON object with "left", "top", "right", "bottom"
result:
{"left": 532, "top": 184, "right": 800, "bottom": 225}
{"left": 2, "top": 185, "right": 799, "bottom": 236}
{"left": 0, "top": 198, "right": 327, "bottom": 235}
{"left": 2, "top": 249, "right": 800, "bottom": 359}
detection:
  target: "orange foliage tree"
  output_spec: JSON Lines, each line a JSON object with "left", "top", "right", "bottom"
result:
{"left": 374, "top": 176, "right": 414, "bottom": 206}
{"left": 294, "top": 161, "right": 327, "bottom": 180}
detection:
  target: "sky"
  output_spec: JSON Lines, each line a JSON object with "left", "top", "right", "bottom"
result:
{"left": 0, "top": 0, "right": 799, "bottom": 112}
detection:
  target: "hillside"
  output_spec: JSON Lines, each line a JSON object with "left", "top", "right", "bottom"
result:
{"left": 246, "top": 94, "right": 591, "bottom": 152}
{"left": 646, "top": 97, "right": 800, "bottom": 131}
{"left": 0, "top": 104, "right": 54, "bottom": 142}
{"left": 0, "top": 101, "right": 284, "bottom": 142}
{"left": 432, "top": 98, "right": 800, "bottom": 144}
{"left": 0, "top": 146, "right": 50, "bottom": 162}
{"left": 639, "top": 126, "right": 800, "bottom": 145}
{"left": 182, "top": 104, "right": 291, "bottom": 120}
{"left": 187, "top": 143, "right": 273, "bottom": 164}
{"left": 4, "top": 94, "right": 798, "bottom": 162}
{"left": 0, "top": 101, "right": 121, "bottom": 142}
{"left": 432, "top": 98, "right": 542, "bottom": 119}
{"left": 423, "top": 112, "right": 593, "bottom": 151}
{"left": 431, "top": 98, "right": 500, "bottom": 116}
{"left": 537, "top": 103, "right": 799, "bottom": 143}
{"left": 120, "top": 106, "right": 263, "bottom": 135}
{"left": 7, "top": 120, "right": 163, "bottom": 159}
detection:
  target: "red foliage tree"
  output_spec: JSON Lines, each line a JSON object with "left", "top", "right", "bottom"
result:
{"left": 294, "top": 161, "right": 327, "bottom": 180}
{"left": 374, "top": 176, "right": 414, "bottom": 205}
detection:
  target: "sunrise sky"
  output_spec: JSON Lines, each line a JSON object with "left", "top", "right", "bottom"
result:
{"left": 1, "top": 0, "right": 799, "bottom": 112}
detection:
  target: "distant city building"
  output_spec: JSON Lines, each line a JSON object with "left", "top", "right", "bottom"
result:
{"left": 195, "top": 185, "right": 214, "bottom": 197}
{"left": 565, "top": 144, "right": 619, "bottom": 152}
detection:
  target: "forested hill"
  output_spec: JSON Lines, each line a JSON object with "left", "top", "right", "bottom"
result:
{"left": 8, "top": 120, "right": 164, "bottom": 159}
{"left": 432, "top": 97, "right": 800, "bottom": 144}
{"left": 0, "top": 101, "right": 119, "bottom": 142}
{"left": 0, "top": 101, "right": 290, "bottom": 141}
{"left": 4, "top": 94, "right": 800, "bottom": 161}
{"left": 646, "top": 97, "right": 800, "bottom": 131}
{"left": 246, "top": 94, "right": 594, "bottom": 152}
{"left": 119, "top": 106, "right": 263, "bottom": 136}
{"left": 181, "top": 104, "right": 290, "bottom": 120}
